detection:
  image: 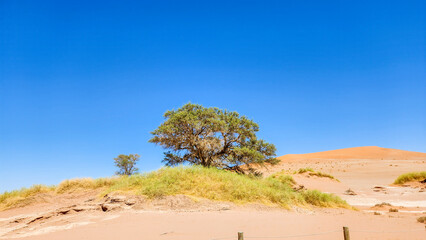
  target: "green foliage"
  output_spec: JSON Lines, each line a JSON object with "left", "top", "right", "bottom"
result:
{"left": 149, "top": 103, "right": 279, "bottom": 174}
{"left": 394, "top": 171, "right": 426, "bottom": 184}
{"left": 114, "top": 154, "right": 140, "bottom": 176}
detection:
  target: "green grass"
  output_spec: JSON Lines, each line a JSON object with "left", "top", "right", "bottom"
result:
{"left": 0, "top": 166, "right": 350, "bottom": 211}
{"left": 295, "top": 168, "right": 339, "bottom": 181}
{"left": 393, "top": 172, "right": 426, "bottom": 185}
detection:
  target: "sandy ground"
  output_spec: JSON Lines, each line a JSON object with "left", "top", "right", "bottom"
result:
{"left": 6, "top": 209, "right": 426, "bottom": 240}
{"left": 1, "top": 146, "right": 425, "bottom": 240}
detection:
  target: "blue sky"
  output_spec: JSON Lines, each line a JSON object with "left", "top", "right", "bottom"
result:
{"left": 1, "top": 0, "right": 425, "bottom": 192}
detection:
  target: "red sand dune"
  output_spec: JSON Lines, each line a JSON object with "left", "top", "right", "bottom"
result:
{"left": 278, "top": 146, "right": 426, "bottom": 161}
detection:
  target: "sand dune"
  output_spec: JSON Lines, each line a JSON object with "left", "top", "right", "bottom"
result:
{"left": 265, "top": 146, "right": 426, "bottom": 212}
{"left": 278, "top": 146, "right": 426, "bottom": 161}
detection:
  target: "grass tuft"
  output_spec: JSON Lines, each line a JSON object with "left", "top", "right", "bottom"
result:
{"left": 296, "top": 167, "right": 315, "bottom": 174}
{"left": 393, "top": 172, "right": 426, "bottom": 185}
{"left": 301, "top": 190, "right": 348, "bottom": 208}
{"left": 295, "top": 168, "right": 339, "bottom": 181}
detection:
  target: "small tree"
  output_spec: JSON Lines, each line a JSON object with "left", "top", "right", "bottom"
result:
{"left": 149, "top": 103, "right": 279, "bottom": 174}
{"left": 114, "top": 154, "right": 140, "bottom": 176}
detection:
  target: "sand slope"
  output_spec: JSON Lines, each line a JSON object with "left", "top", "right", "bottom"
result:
{"left": 278, "top": 146, "right": 426, "bottom": 161}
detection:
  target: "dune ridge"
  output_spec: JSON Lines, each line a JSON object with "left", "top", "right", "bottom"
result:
{"left": 278, "top": 146, "right": 426, "bottom": 161}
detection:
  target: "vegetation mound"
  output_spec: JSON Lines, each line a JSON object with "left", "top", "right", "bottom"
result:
{"left": 393, "top": 171, "right": 426, "bottom": 185}
{"left": 0, "top": 185, "right": 55, "bottom": 210}
{"left": 0, "top": 166, "right": 350, "bottom": 211}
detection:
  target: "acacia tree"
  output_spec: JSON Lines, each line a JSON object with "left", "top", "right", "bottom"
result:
{"left": 114, "top": 154, "right": 140, "bottom": 176}
{"left": 149, "top": 103, "right": 279, "bottom": 174}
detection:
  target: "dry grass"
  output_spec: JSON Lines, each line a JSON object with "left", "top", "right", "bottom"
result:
{"left": 56, "top": 177, "right": 119, "bottom": 193}
{"left": 0, "top": 185, "right": 55, "bottom": 210}
{"left": 374, "top": 202, "right": 392, "bottom": 207}
{"left": 0, "top": 178, "right": 118, "bottom": 210}
{"left": 393, "top": 172, "right": 426, "bottom": 185}
{"left": 1, "top": 166, "right": 350, "bottom": 211}
{"left": 295, "top": 168, "right": 339, "bottom": 181}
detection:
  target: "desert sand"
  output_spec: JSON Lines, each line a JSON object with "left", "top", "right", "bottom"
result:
{"left": 265, "top": 146, "right": 426, "bottom": 207}
{"left": 1, "top": 146, "right": 425, "bottom": 240}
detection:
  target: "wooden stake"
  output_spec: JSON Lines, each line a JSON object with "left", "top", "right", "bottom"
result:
{"left": 238, "top": 232, "right": 244, "bottom": 240}
{"left": 343, "top": 226, "right": 350, "bottom": 240}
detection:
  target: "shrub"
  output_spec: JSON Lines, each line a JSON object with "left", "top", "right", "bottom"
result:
{"left": 114, "top": 154, "right": 140, "bottom": 176}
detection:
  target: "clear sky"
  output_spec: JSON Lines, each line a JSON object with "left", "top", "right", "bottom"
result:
{"left": 1, "top": 0, "right": 425, "bottom": 192}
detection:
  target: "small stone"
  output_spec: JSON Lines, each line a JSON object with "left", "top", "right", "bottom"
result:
{"left": 101, "top": 203, "right": 121, "bottom": 212}
{"left": 344, "top": 189, "right": 357, "bottom": 196}
{"left": 292, "top": 184, "right": 305, "bottom": 191}
{"left": 219, "top": 204, "right": 231, "bottom": 211}
{"left": 389, "top": 208, "right": 398, "bottom": 212}
{"left": 108, "top": 195, "right": 126, "bottom": 203}
{"left": 125, "top": 199, "right": 137, "bottom": 206}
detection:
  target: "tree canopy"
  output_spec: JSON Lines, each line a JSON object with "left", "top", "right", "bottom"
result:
{"left": 149, "top": 103, "right": 278, "bottom": 174}
{"left": 114, "top": 154, "right": 140, "bottom": 176}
